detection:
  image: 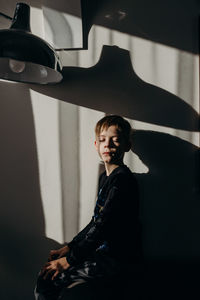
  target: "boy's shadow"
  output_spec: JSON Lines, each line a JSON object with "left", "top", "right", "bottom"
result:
{"left": 30, "top": 45, "right": 199, "bottom": 132}
{"left": 0, "top": 82, "right": 61, "bottom": 300}
{"left": 132, "top": 130, "right": 200, "bottom": 299}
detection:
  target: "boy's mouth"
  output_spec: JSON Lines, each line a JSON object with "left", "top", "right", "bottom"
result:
{"left": 103, "top": 152, "right": 115, "bottom": 156}
{"left": 103, "top": 152, "right": 111, "bottom": 155}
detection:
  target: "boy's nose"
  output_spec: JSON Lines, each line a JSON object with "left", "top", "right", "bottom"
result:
{"left": 104, "top": 139, "right": 112, "bottom": 147}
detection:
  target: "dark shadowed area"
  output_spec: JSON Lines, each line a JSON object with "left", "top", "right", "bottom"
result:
{"left": 132, "top": 130, "right": 200, "bottom": 299}
{"left": 0, "top": 0, "right": 199, "bottom": 53}
{"left": 30, "top": 46, "right": 199, "bottom": 132}
{"left": 0, "top": 82, "right": 60, "bottom": 300}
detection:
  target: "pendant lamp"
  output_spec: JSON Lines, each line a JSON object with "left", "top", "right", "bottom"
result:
{"left": 0, "top": 3, "right": 63, "bottom": 84}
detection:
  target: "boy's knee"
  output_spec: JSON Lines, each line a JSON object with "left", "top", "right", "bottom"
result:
{"left": 34, "top": 275, "right": 61, "bottom": 300}
{"left": 34, "top": 286, "right": 46, "bottom": 300}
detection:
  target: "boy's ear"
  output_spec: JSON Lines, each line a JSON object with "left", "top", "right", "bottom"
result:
{"left": 94, "top": 140, "right": 98, "bottom": 151}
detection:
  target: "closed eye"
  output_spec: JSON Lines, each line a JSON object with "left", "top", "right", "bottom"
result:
{"left": 98, "top": 138, "right": 105, "bottom": 142}
{"left": 113, "top": 138, "right": 120, "bottom": 143}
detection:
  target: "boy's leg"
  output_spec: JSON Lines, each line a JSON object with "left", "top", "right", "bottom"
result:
{"left": 56, "top": 261, "right": 121, "bottom": 300}
{"left": 34, "top": 260, "right": 104, "bottom": 300}
{"left": 59, "top": 281, "right": 99, "bottom": 300}
{"left": 34, "top": 273, "right": 63, "bottom": 300}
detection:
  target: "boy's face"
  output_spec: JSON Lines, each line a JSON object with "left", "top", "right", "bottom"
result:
{"left": 95, "top": 125, "right": 129, "bottom": 165}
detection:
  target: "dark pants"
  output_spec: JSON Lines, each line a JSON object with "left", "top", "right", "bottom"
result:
{"left": 34, "top": 260, "right": 106, "bottom": 300}
{"left": 34, "top": 255, "right": 139, "bottom": 300}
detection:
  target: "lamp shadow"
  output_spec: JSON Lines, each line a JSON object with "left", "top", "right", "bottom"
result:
{"left": 30, "top": 45, "right": 199, "bottom": 132}
{"left": 1, "top": 1, "right": 198, "bottom": 53}
{"left": 34, "top": 0, "right": 199, "bottom": 54}
{"left": 0, "top": 82, "right": 60, "bottom": 300}
{"left": 132, "top": 130, "right": 200, "bottom": 299}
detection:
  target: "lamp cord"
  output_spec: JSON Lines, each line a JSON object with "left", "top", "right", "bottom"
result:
{"left": 0, "top": 12, "right": 12, "bottom": 21}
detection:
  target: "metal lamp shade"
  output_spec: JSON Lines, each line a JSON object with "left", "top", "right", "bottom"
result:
{"left": 0, "top": 3, "right": 63, "bottom": 84}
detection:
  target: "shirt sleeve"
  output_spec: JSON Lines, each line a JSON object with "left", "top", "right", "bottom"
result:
{"left": 66, "top": 174, "right": 132, "bottom": 266}
{"left": 66, "top": 173, "right": 105, "bottom": 249}
{"left": 67, "top": 218, "right": 94, "bottom": 249}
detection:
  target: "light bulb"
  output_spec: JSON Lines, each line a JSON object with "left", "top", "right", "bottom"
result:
{"left": 9, "top": 59, "right": 26, "bottom": 73}
{"left": 39, "top": 66, "right": 48, "bottom": 78}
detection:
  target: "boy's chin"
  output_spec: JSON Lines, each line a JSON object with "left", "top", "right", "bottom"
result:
{"left": 102, "top": 158, "right": 111, "bottom": 163}
{"left": 103, "top": 158, "right": 120, "bottom": 165}
{"left": 102, "top": 157, "right": 112, "bottom": 164}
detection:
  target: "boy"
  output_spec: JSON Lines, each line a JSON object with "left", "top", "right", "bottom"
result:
{"left": 35, "top": 115, "right": 141, "bottom": 300}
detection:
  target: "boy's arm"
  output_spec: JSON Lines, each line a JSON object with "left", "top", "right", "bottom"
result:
{"left": 48, "top": 220, "right": 94, "bottom": 261}
{"left": 67, "top": 172, "right": 104, "bottom": 249}
{"left": 66, "top": 174, "right": 137, "bottom": 265}
{"left": 42, "top": 218, "right": 95, "bottom": 278}
{"left": 67, "top": 218, "right": 94, "bottom": 248}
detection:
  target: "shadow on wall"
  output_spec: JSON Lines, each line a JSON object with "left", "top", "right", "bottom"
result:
{"left": 132, "top": 130, "right": 200, "bottom": 299}
{"left": 30, "top": 45, "right": 199, "bottom": 132}
{"left": 28, "top": 0, "right": 200, "bottom": 54}
{"left": 0, "top": 82, "right": 60, "bottom": 300}
{"left": 0, "top": 44, "right": 199, "bottom": 299}
{"left": 2, "top": 0, "right": 197, "bottom": 53}
{"left": 30, "top": 45, "right": 200, "bottom": 297}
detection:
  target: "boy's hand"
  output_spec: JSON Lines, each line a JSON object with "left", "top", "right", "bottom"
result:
{"left": 48, "top": 245, "right": 70, "bottom": 261}
{"left": 41, "top": 257, "right": 70, "bottom": 281}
